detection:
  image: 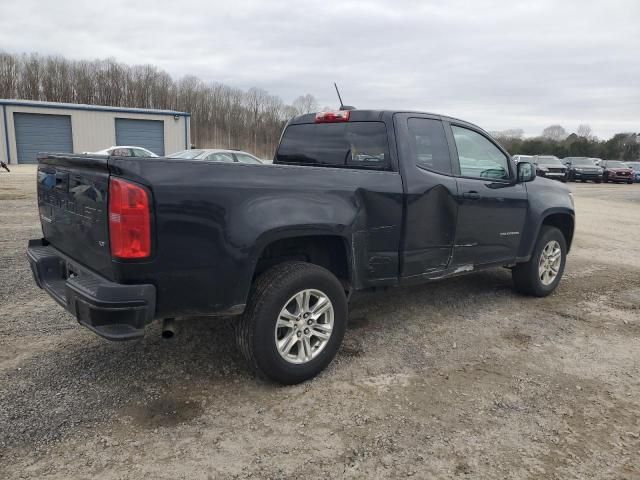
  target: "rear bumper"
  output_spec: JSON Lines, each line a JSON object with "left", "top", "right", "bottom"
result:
{"left": 27, "top": 239, "right": 156, "bottom": 341}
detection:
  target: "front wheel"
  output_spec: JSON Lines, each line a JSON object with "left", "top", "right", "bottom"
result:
{"left": 235, "top": 261, "right": 347, "bottom": 384}
{"left": 512, "top": 226, "right": 567, "bottom": 297}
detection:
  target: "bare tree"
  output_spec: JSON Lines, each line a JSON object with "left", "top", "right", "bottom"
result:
{"left": 0, "top": 52, "right": 18, "bottom": 98}
{"left": 291, "top": 94, "right": 318, "bottom": 115}
{"left": 0, "top": 51, "right": 320, "bottom": 157}
{"left": 542, "top": 125, "right": 567, "bottom": 141}
{"left": 577, "top": 124, "right": 593, "bottom": 139}
{"left": 490, "top": 128, "right": 524, "bottom": 140}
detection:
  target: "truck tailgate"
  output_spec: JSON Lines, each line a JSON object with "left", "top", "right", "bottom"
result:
{"left": 37, "top": 154, "right": 114, "bottom": 279}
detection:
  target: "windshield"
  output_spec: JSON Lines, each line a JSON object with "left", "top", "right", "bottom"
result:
{"left": 168, "top": 149, "right": 204, "bottom": 159}
{"left": 571, "top": 158, "right": 596, "bottom": 166}
{"left": 605, "top": 161, "right": 627, "bottom": 168}
{"left": 535, "top": 156, "right": 562, "bottom": 165}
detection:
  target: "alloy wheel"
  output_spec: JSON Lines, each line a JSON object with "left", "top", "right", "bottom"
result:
{"left": 538, "top": 240, "right": 562, "bottom": 286}
{"left": 274, "top": 289, "right": 334, "bottom": 364}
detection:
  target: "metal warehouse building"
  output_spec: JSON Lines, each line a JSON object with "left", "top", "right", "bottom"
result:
{"left": 0, "top": 99, "right": 190, "bottom": 164}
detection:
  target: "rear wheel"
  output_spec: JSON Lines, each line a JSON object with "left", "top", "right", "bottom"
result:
{"left": 512, "top": 226, "right": 567, "bottom": 297}
{"left": 595, "top": 178, "right": 602, "bottom": 184}
{"left": 235, "top": 261, "right": 347, "bottom": 384}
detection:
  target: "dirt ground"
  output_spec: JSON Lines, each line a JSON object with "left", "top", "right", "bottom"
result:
{"left": 1, "top": 165, "right": 639, "bottom": 479}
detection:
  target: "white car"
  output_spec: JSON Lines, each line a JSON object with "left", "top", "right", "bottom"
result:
{"left": 92, "top": 146, "right": 158, "bottom": 157}
{"left": 167, "top": 149, "right": 263, "bottom": 164}
{"left": 512, "top": 154, "right": 534, "bottom": 164}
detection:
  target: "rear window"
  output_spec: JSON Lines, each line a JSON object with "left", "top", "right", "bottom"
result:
{"left": 275, "top": 122, "right": 390, "bottom": 169}
{"left": 169, "top": 149, "right": 204, "bottom": 159}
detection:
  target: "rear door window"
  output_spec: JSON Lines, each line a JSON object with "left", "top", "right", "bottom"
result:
{"left": 275, "top": 122, "right": 389, "bottom": 169}
{"left": 407, "top": 118, "right": 452, "bottom": 175}
{"left": 111, "top": 148, "right": 133, "bottom": 157}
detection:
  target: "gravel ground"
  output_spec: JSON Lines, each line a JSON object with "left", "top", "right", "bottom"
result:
{"left": 1, "top": 166, "right": 639, "bottom": 479}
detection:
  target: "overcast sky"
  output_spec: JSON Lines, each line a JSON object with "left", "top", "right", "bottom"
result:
{"left": 1, "top": 0, "right": 638, "bottom": 138}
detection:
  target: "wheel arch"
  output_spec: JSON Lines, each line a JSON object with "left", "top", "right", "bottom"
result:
{"left": 517, "top": 207, "right": 575, "bottom": 261}
{"left": 541, "top": 212, "right": 575, "bottom": 252}
{"left": 247, "top": 229, "right": 355, "bottom": 293}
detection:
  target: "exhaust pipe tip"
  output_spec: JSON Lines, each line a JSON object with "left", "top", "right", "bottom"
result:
{"left": 161, "top": 318, "right": 176, "bottom": 339}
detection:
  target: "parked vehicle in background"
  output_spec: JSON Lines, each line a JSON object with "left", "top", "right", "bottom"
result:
{"left": 92, "top": 146, "right": 158, "bottom": 157}
{"left": 512, "top": 154, "right": 534, "bottom": 164}
{"left": 28, "top": 109, "right": 575, "bottom": 384}
{"left": 168, "top": 149, "right": 263, "bottom": 164}
{"left": 532, "top": 155, "right": 567, "bottom": 182}
{"left": 563, "top": 157, "right": 603, "bottom": 183}
{"left": 625, "top": 162, "right": 640, "bottom": 183}
{"left": 591, "top": 158, "right": 602, "bottom": 167}
{"left": 600, "top": 160, "right": 634, "bottom": 184}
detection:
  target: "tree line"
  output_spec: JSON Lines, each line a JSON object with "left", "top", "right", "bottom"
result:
{"left": 0, "top": 52, "right": 321, "bottom": 158}
{"left": 491, "top": 124, "right": 639, "bottom": 161}
{"left": 1, "top": 51, "right": 637, "bottom": 161}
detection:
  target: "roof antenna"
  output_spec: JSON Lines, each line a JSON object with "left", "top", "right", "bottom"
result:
{"left": 334, "top": 83, "right": 355, "bottom": 111}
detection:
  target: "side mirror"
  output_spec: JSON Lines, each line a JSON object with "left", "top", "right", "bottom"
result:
{"left": 517, "top": 161, "right": 536, "bottom": 182}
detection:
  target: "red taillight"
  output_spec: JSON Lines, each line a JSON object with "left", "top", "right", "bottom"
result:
{"left": 108, "top": 177, "right": 151, "bottom": 259}
{"left": 315, "top": 110, "right": 350, "bottom": 123}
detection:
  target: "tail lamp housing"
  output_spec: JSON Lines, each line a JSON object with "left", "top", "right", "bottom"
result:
{"left": 108, "top": 177, "right": 151, "bottom": 259}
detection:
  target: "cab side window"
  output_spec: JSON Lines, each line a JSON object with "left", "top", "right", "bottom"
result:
{"left": 452, "top": 126, "right": 511, "bottom": 180}
{"left": 408, "top": 118, "right": 452, "bottom": 175}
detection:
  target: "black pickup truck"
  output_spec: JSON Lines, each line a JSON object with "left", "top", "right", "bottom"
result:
{"left": 28, "top": 109, "right": 575, "bottom": 384}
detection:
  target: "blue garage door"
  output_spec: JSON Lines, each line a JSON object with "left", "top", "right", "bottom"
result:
{"left": 115, "top": 118, "right": 165, "bottom": 156}
{"left": 14, "top": 113, "right": 73, "bottom": 164}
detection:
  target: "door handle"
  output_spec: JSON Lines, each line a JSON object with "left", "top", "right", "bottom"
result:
{"left": 462, "top": 191, "right": 480, "bottom": 200}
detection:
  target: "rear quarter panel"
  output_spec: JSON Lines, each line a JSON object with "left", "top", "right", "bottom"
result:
{"left": 109, "top": 159, "right": 403, "bottom": 317}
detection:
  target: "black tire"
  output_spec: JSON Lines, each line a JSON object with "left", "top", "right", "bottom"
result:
{"left": 235, "top": 261, "right": 347, "bottom": 384}
{"left": 595, "top": 179, "right": 601, "bottom": 184}
{"left": 512, "top": 226, "right": 567, "bottom": 297}
{"left": 628, "top": 180, "right": 633, "bottom": 185}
